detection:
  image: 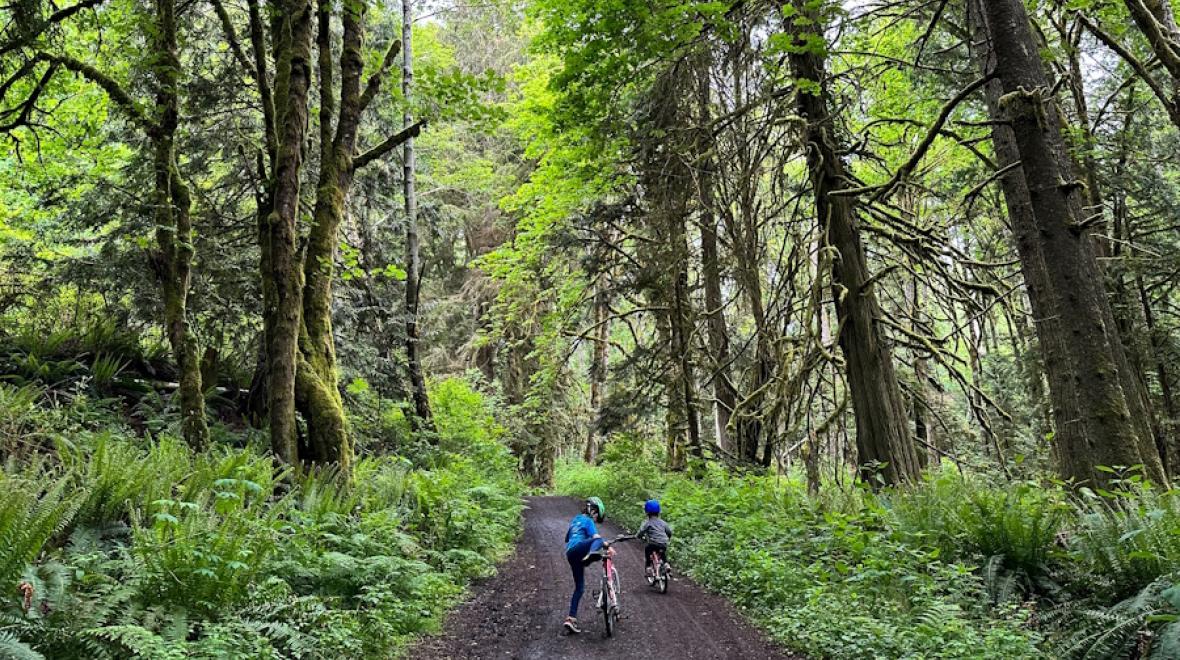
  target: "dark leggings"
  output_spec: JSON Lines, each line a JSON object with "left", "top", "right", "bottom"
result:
{"left": 566, "top": 537, "right": 603, "bottom": 617}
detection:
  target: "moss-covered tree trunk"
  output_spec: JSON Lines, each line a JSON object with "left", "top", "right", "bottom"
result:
{"left": 638, "top": 64, "right": 703, "bottom": 471}
{"left": 150, "top": 0, "right": 208, "bottom": 450}
{"left": 263, "top": 0, "right": 314, "bottom": 465}
{"left": 695, "top": 50, "right": 737, "bottom": 455}
{"left": 295, "top": 0, "right": 415, "bottom": 469}
{"left": 977, "top": 0, "right": 1166, "bottom": 486}
{"left": 786, "top": 0, "right": 921, "bottom": 487}
{"left": 293, "top": 1, "right": 358, "bottom": 470}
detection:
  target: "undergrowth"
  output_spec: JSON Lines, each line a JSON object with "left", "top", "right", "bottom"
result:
{"left": 0, "top": 376, "right": 523, "bottom": 659}
{"left": 556, "top": 438, "right": 1180, "bottom": 659}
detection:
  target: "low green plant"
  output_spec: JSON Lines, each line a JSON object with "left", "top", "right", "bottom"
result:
{"left": 1071, "top": 485, "right": 1180, "bottom": 600}
{"left": 0, "top": 473, "right": 81, "bottom": 595}
{"left": 557, "top": 457, "right": 1044, "bottom": 658}
{"left": 0, "top": 375, "right": 523, "bottom": 658}
{"left": 892, "top": 470, "right": 1069, "bottom": 601}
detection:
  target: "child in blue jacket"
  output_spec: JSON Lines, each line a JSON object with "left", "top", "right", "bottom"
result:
{"left": 563, "top": 496, "right": 606, "bottom": 633}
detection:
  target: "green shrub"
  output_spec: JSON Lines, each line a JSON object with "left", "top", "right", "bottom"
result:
{"left": 133, "top": 473, "right": 286, "bottom": 613}
{"left": 65, "top": 434, "right": 188, "bottom": 526}
{"left": 0, "top": 376, "right": 524, "bottom": 658}
{"left": 0, "top": 472, "right": 81, "bottom": 594}
{"left": 557, "top": 456, "right": 1044, "bottom": 659}
{"left": 1071, "top": 486, "right": 1180, "bottom": 600}
{"left": 892, "top": 470, "right": 1069, "bottom": 600}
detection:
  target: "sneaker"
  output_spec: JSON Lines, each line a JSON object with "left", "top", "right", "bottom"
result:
{"left": 563, "top": 616, "right": 581, "bottom": 634}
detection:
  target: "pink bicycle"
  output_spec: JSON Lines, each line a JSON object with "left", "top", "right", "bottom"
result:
{"left": 592, "top": 534, "right": 635, "bottom": 637}
{"left": 645, "top": 547, "right": 670, "bottom": 594}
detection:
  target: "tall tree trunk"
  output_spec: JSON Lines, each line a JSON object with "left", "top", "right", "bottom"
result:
{"left": 1110, "top": 176, "right": 1169, "bottom": 476}
{"left": 696, "top": 53, "right": 737, "bottom": 454}
{"left": 968, "top": 1, "right": 1070, "bottom": 469}
{"left": 907, "top": 269, "right": 934, "bottom": 466}
{"left": 151, "top": 0, "right": 208, "bottom": 450}
{"left": 976, "top": 0, "right": 1166, "bottom": 486}
{"left": 720, "top": 33, "right": 776, "bottom": 464}
{"left": 403, "top": 0, "right": 434, "bottom": 433}
{"left": 731, "top": 211, "right": 776, "bottom": 465}
{"left": 264, "top": 0, "right": 314, "bottom": 464}
{"left": 1060, "top": 27, "right": 1170, "bottom": 475}
{"left": 244, "top": 0, "right": 277, "bottom": 429}
{"left": 786, "top": 1, "right": 921, "bottom": 486}
{"left": 639, "top": 65, "right": 702, "bottom": 471}
{"left": 584, "top": 279, "right": 609, "bottom": 463}
{"left": 1112, "top": 85, "right": 1175, "bottom": 474}
{"left": 294, "top": 0, "right": 415, "bottom": 467}
{"left": 293, "top": 1, "right": 362, "bottom": 469}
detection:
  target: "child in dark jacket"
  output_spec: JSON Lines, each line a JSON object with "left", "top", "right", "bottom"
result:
{"left": 637, "top": 499, "right": 672, "bottom": 576}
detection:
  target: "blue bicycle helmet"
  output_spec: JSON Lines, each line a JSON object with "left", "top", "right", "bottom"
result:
{"left": 644, "top": 499, "right": 660, "bottom": 515}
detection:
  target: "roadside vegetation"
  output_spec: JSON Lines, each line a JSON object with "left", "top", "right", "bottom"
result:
{"left": 559, "top": 443, "right": 1180, "bottom": 659}
{"left": 0, "top": 348, "right": 521, "bottom": 658}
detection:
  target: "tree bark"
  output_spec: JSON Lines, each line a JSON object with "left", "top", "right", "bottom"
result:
{"left": 786, "top": 0, "right": 921, "bottom": 486}
{"left": 263, "top": 0, "right": 314, "bottom": 465}
{"left": 151, "top": 0, "right": 208, "bottom": 450}
{"left": 584, "top": 279, "right": 609, "bottom": 463}
{"left": 697, "top": 56, "right": 737, "bottom": 455}
{"left": 403, "top": 0, "right": 435, "bottom": 434}
{"left": 293, "top": 1, "right": 361, "bottom": 469}
{"left": 976, "top": 0, "right": 1166, "bottom": 486}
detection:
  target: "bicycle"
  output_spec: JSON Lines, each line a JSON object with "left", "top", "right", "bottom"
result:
{"left": 644, "top": 546, "right": 670, "bottom": 594}
{"left": 590, "top": 534, "right": 634, "bottom": 637}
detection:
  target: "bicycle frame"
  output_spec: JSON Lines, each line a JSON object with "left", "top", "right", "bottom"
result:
{"left": 601, "top": 545, "right": 619, "bottom": 609}
{"left": 596, "top": 535, "right": 632, "bottom": 636}
{"left": 647, "top": 548, "right": 669, "bottom": 592}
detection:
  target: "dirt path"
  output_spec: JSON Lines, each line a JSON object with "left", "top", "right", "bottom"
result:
{"left": 411, "top": 496, "right": 794, "bottom": 660}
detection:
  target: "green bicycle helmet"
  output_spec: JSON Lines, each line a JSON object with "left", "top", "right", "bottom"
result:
{"left": 586, "top": 496, "right": 605, "bottom": 521}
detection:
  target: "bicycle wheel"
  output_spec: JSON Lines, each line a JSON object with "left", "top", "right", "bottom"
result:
{"left": 657, "top": 562, "right": 669, "bottom": 594}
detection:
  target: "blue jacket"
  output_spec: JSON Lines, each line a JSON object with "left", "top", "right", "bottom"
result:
{"left": 565, "top": 513, "right": 598, "bottom": 553}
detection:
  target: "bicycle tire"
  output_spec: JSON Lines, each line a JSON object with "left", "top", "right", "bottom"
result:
{"left": 658, "top": 561, "right": 669, "bottom": 593}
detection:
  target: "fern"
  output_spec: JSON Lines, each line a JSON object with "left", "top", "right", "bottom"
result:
{"left": 1048, "top": 576, "right": 1179, "bottom": 659}
{"left": 1071, "top": 487, "right": 1180, "bottom": 599}
{"left": 84, "top": 625, "right": 186, "bottom": 660}
{"left": 0, "top": 631, "right": 44, "bottom": 660}
{"left": 0, "top": 473, "right": 82, "bottom": 593}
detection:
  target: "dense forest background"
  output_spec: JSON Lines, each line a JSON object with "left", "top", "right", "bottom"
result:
{"left": 6, "top": 0, "right": 1180, "bottom": 656}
